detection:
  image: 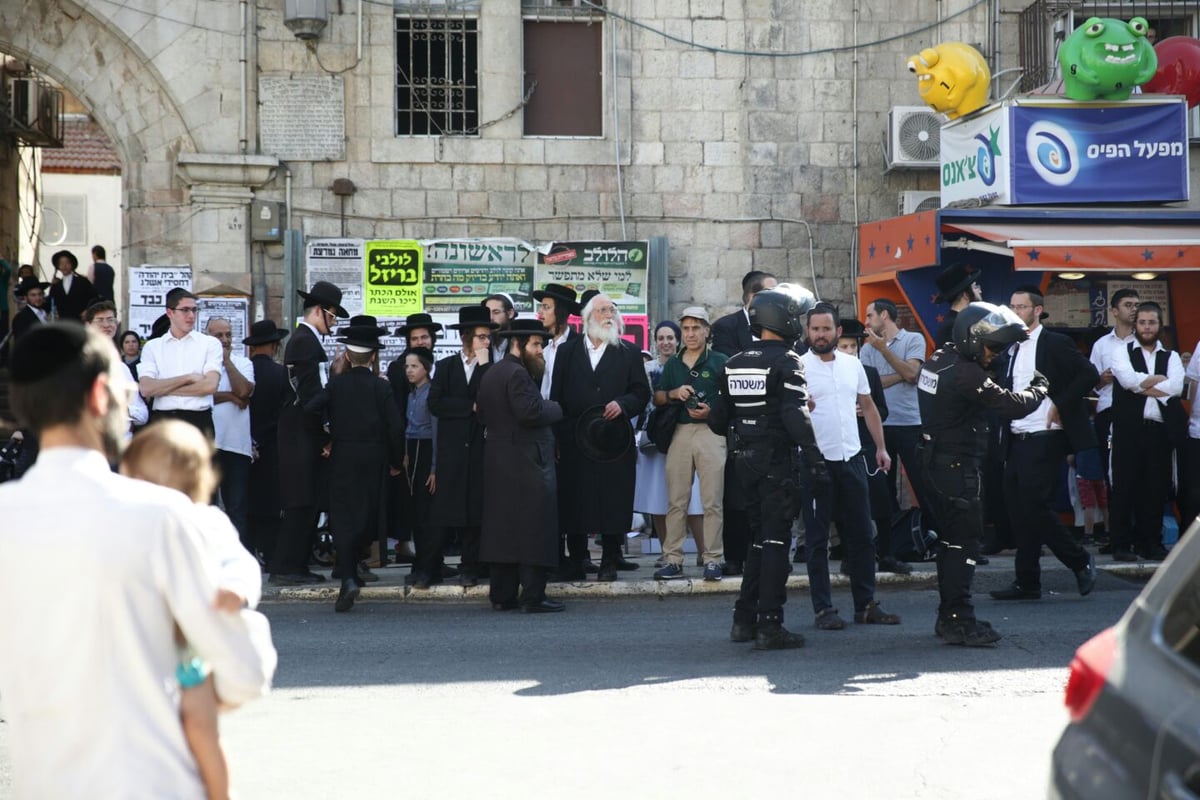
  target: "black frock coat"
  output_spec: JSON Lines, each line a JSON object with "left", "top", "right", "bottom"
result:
{"left": 278, "top": 324, "right": 328, "bottom": 508}
{"left": 550, "top": 336, "right": 651, "bottom": 536}
{"left": 247, "top": 353, "right": 288, "bottom": 518}
{"left": 48, "top": 275, "right": 96, "bottom": 322}
{"left": 10, "top": 306, "right": 42, "bottom": 340}
{"left": 477, "top": 355, "right": 563, "bottom": 567}
{"left": 427, "top": 353, "right": 489, "bottom": 528}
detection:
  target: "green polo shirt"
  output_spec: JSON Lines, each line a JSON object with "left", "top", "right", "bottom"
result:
{"left": 660, "top": 346, "right": 727, "bottom": 424}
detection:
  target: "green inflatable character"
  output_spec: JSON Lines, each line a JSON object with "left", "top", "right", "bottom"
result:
{"left": 1058, "top": 17, "right": 1158, "bottom": 100}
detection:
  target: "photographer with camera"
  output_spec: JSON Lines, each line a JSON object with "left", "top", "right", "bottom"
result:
{"left": 652, "top": 307, "right": 729, "bottom": 581}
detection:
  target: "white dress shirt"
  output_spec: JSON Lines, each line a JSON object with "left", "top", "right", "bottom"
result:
{"left": 123, "top": 361, "right": 149, "bottom": 431}
{"left": 138, "top": 329, "right": 223, "bottom": 411}
{"left": 1089, "top": 328, "right": 1135, "bottom": 413}
{"left": 541, "top": 328, "right": 570, "bottom": 399}
{"left": 800, "top": 349, "right": 870, "bottom": 461}
{"left": 461, "top": 351, "right": 479, "bottom": 383}
{"left": 212, "top": 354, "right": 256, "bottom": 457}
{"left": 1187, "top": 342, "right": 1200, "bottom": 439}
{"left": 1010, "top": 325, "right": 1061, "bottom": 434}
{"left": 0, "top": 448, "right": 276, "bottom": 799}
{"left": 30, "top": 305, "right": 47, "bottom": 322}
{"left": 586, "top": 336, "right": 609, "bottom": 369}
{"left": 1112, "top": 339, "right": 1185, "bottom": 423}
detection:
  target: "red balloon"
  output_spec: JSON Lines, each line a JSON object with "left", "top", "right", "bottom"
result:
{"left": 1143, "top": 36, "right": 1200, "bottom": 108}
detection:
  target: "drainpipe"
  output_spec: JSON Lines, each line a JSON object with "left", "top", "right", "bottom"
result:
{"left": 239, "top": 0, "right": 248, "bottom": 154}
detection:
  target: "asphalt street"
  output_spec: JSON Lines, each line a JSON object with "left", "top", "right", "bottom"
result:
{"left": 0, "top": 568, "right": 1144, "bottom": 798}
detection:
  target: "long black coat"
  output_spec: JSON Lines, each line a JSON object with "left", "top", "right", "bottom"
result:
{"left": 551, "top": 336, "right": 651, "bottom": 536}
{"left": 278, "top": 324, "right": 328, "bottom": 508}
{"left": 48, "top": 275, "right": 96, "bottom": 322}
{"left": 711, "top": 309, "right": 753, "bottom": 357}
{"left": 248, "top": 353, "right": 288, "bottom": 518}
{"left": 428, "top": 353, "right": 489, "bottom": 527}
{"left": 10, "top": 306, "right": 41, "bottom": 340}
{"left": 477, "top": 355, "right": 563, "bottom": 567}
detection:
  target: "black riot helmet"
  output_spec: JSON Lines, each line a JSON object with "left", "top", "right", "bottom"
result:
{"left": 748, "top": 283, "right": 817, "bottom": 340}
{"left": 953, "top": 302, "right": 1029, "bottom": 361}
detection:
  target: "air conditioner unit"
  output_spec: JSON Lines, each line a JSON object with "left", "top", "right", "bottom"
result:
{"left": 886, "top": 105, "right": 942, "bottom": 169}
{"left": 36, "top": 86, "right": 61, "bottom": 142}
{"left": 8, "top": 77, "right": 37, "bottom": 128}
{"left": 899, "top": 191, "right": 941, "bottom": 215}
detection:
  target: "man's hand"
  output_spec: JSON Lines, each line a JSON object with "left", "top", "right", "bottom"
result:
{"left": 213, "top": 588, "right": 246, "bottom": 613}
{"left": 427, "top": 473, "right": 437, "bottom": 494}
{"left": 602, "top": 400, "right": 623, "bottom": 420}
{"left": 388, "top": 466, "right": 402, "bottom": 477}
{"left": 475, "top": 345, "right": 490, "bottom": 365}
{"left": 672, "top": 385, "right": 695, "bottom": 402}
{"left": 1097, "top": 368, "right": 1114, "bottom": 387}
{"left": 875, "top": 449, "right": 892, "bottom": 473}
{"left": 321, "top": 442, "right": 332, "bottom": 458}
{"left": 864, "top": 328, "right": 887, "bottom": 352}
{"left": 687, "top": 402, "right": 710, "bottom": 420}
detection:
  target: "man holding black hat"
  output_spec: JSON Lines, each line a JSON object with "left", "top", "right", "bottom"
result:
{"left": 428, "top": 304, "right": 498, "bottom": 586}
{"left": 270, "top": 280, "right": 348, "bottom": 586}
{"left": 11, "top": 276, "right": 51, "bottom": 341}
{"left": 138, "top": 288, "right": 222, "bottom": 436}
{"left": 933, "top": 262, "right": 982, "bottom": 347}
{"left": 477, "top": 318, "right": 565, "bottom": 612}
{"left": 550, "top": 293, "right": 651, "bottom": 581}
{"left": 533, "top": 282, "right": 580, "bottom": 399}
{"left": 48, "top": 249, "right": 97, "bottom": 322}
{"left": 312, "top": 322, "right": 406, "bottom": 612}
{"left": 244, "top": 320, "right": 289, "bottom": 564}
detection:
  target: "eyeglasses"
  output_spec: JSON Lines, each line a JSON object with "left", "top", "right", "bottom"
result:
{"left": 171, "top": 306, "right": 198, "bottom": 315}
{"left": 472, "top": 333, "right": 492, "bottom": 341}
{"left": 538, "top": 302, "right": 556, "bottom": 313}
{"left": 592, "top": 305, "right": 617, "bottom": 316}
{"left": 1010, "top": 304, "right": 1034, "bottom": 311}
{"left": 92, "top": 316, "right": 117, "bottom": 325}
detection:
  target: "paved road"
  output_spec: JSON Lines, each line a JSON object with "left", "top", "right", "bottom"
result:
{"left": 0, "top": 570, "right": 1143, "bottom": 798}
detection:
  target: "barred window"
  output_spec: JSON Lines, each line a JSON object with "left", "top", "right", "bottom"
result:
{"left": 395, "top": 16, "right": 479, "bottom": 136}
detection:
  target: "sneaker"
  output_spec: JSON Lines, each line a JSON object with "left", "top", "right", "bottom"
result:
{"left": 702, "top": 561, "right": 723, "bottom": 581}
{"left": 654, "top": 563, "right": 685, "bottom": 580}
{"left": 653, "top": 557, "right": 667, "bottom": 569}
{"left": 815, "top": 608, "right": 845, "bottom": 630}
{"left": 854, "top": 600, "right": 901, "bottom": 624}
{"left": 754, "top": 625, "right": 806, "bottom": 650}
{"left": 941, "top": 617, "right": 1002, "bottom": 647}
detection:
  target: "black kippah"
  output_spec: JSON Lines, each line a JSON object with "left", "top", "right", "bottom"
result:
{"left": 11, "top": 324, "right": 88, "bottom": 384}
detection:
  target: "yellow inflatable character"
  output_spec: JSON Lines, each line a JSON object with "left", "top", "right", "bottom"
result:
{"left": 907, "top": 42, "right": 991, "bottom": 119}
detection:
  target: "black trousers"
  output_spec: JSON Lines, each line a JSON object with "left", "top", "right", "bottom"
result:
{"left": 490, "top": 563, "right": 548, "bottom": 607}
{"left": 922, "top": 448, "right": 983, "bottom": 621}
{"left": 150, "top": 408, "right": 215, "bottom": 438}
{"left": 216, "top": 450, "right": 251, "bottom": 549}
{"left": 722, "top": 456, "right": 749, "bottom": 566}
{"left": 801, "top": 455, "right": 877, "bottom": 615}
{"left": 1005, "top": 431, "right": 1090, "bottom": 589}
{"left": 271, "top": 506, "right": 318, "bottom": 576}
{"left": 246, "top": 511, "right": 279, "bottom": 564}
{"left": 884, "top": 425, "right": 938, "bottom": 534}
{"left": 733, "top": 452, "right": 796, "bottom": 627}
{"left": 1109, "top": 421, "right": 1173, "bottom": 553}
{"left": 565, "top": 532, "right": 623, "bottom": 566}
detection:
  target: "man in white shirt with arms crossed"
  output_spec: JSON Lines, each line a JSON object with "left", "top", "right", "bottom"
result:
{"left": 139, "top": 287, "right": 222, "bottom": 435}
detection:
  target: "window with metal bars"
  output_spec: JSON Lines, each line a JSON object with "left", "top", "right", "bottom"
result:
{"left": 395, "top": 15, "right": 480, "bottom": 136}
{"left": 521, "top": 0, "right": 604, "bottom": 19}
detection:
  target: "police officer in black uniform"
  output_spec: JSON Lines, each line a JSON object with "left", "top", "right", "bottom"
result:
{"left": 708, "top": 284, "right": 825, "bottom": 650}
{"left": 918, "top": 302, "right": 1048, "bottom": 646}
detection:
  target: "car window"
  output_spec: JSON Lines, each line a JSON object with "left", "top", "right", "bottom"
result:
{"left": 1159, "top": 527, "right": 1200, "bottom": 667}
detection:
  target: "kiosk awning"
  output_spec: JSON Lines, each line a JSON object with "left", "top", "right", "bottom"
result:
{"left": 941, "top": 220, "right": 1200, "bottom": 271}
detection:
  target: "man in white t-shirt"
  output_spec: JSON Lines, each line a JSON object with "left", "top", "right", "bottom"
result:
{"left": 207, "top": 317, "right": 256, "bottom": 546}
{"left": 799, "top": 303, "right": 901, "bottom": 632}
{"left": 139, "top": 288, "right": 222, "bottom": 436}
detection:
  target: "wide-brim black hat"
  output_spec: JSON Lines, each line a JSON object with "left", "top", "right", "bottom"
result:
{"left": 395, "top": 312, "right": 444, "bottom": 337}
{"left": 448, "top": 305, "right": 499, "bottom": 331}
{"left": 839, "top": 318, "right": 867, "bottom": 339}
{"left": 148, "top": 314, "right": 171, "bottom": 341}
{"left": 51, "top": 249, "right": 78, "bottom": 271}
{"left": 934, "top": 263, "right": 980, "bottom": 303}
{"left": 338, "top": 325, "right": 385, "bottom": 351}
{"left": 494, "top": 319, "right": 551, "bottom": 338}
{"left": 14, "top": 276, "right": 50, "bottom": 296}
{"left": 532, "top": 283, "right": 580, "bottom": 315}
{"left": 575, "top": 405, "right": 632, "bottom": 463}
{"left": 297, "top": 280, "right": 349, "bottom": 318}
{"left": 342, "top": 314, "right": 388, "bottom": 337}
{"left": 243, "top": 319, "right": 289, "bottom": 346}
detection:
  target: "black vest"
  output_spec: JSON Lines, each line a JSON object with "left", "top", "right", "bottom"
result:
{"left": 1111, "top": 344, "right": 1187, "bottom": 444}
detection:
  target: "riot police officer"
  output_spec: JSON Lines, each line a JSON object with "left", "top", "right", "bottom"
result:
{"left": 708, "top": 284, "right": 825, "bottom": 650}
{"left": 918, "top": 302, "right": 1048, "bottom": 646}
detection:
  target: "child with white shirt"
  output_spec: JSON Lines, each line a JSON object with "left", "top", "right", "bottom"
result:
{"left": 121, "top": 420, "right": 261, "bottom": 800}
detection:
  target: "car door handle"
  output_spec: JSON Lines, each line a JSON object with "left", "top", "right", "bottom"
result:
{"left": 1162, "top": 772, "right": 1200, "bottom": 800}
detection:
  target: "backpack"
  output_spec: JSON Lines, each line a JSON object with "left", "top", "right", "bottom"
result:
{"left": 890, "top": 507, "right": 939, "bottom": 562}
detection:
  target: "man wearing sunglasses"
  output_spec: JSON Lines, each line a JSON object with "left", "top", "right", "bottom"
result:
{"left": 138, "top": 287, "right": 222, "bottom": 436}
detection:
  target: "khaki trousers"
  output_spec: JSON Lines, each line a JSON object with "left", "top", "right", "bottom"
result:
{"left": 664, "top": 422, "right": 726, "bottom": 566}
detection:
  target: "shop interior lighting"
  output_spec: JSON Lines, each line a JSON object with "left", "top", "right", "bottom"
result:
{"left": 1130, "top": 272, "right": 1158, "bottom": 281}
{"left": 1057, "top": 272, "right": 1086, "bottom": 280}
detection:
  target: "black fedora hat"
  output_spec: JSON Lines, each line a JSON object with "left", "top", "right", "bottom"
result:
{"left": 14, "top": 276, "right": 50, "bottom": 296}
{"left": 51, "top": 249, "right": 79, "bottom": 271}
{"left": 575, "top": 405, "right": 633, "bottom": 463}
{"left": 934, "top": 263, "right": 981, "bottom": 303}
{"left": 338, "top": 325, "right": 385, "bottom": 351}
{"left": 297, "top": 280, "right": 349, "bottom": 318}
{"left": 342, "top": 314, "right": 388, "bottom": 337}
{"left": 242, "top": 319, "right": 289, "bottom": 346}
{"left": 532, "top": 283, "right": 580, "bottom": 315}
{"left": 494, "top": 318, "right": 551, "bottom": 339}
{"left": 839, "top": 318, "right": 868, "bottom": 339}
{"left": 448, "top": 305, "right": 499, "bottom": 331}
{"left": 395, "top": 312, "right": 444, "bottom": 338}
{"left": 148, "top": 313, "right": 171, "bottom": 341}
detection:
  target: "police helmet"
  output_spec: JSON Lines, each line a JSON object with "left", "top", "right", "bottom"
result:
{"left": 953, "top": 302, "right": 1028, "bottom": 361}
{"left": 748, "top": 284, "right": 816, "bottom": 340}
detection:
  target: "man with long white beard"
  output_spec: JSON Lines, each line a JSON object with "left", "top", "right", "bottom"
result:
{"left": 550, "top": 294, "right": 651, "bottom": 581}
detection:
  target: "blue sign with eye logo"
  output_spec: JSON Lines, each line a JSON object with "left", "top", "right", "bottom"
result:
{"left": 1010, "top": 100, "right": 1188, "bottom": 204}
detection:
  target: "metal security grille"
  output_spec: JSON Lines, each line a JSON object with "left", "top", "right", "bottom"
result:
{"left": 521, "top": 0, "right": 604, "bottom": 20}
{"left": 1019, "top": 0, "right": 1200, "bottom": 91}
{"left": 395, "top": 16, "right": 479, "bottom": 136}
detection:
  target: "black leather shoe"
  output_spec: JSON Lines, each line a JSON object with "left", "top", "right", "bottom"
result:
{"left": 721, "top": 561, "right": 744, "bottom": 576}
{"left": 334, "top": 578, "right": 361, "bottom": 612}
{"left": 1075, "top": 554, "right": 1097, "bottom": 596}
{"left": 877, "top": 556, "right": 912, "bottom": 575}
{"left": 730, "top": 621, "right": 757, "bottom": 642}
{"left": 989, "top": 583, "right": 1041, "bottom": 601}
{"left": 615, "top": 558, "right": 639, "bottom": 571}
{"left": 583, "top": 559, "right": 600, "bottom": 575}
{"left": 975, "top": 554, "right": 990, "bottom": 565}
{"left": 1139, "top": 543, "right": 1170, "bottom": 561}
{"left": 754, "top": 625, "right": 806, "bottom": 650}
{"left": 460, "top": 573, "right": 479, "bottom": 587}
{"left": 357, "top": 564, "right": 380, "bottom": 583}
{"left": 491, "top": 600, "right": 519, "bottom": 611}
{"left": 1112, "top": 547, "right": 1138, "bottom": 562}
{"left": 596, "top": 563, "right": 618, "bottom": 582}
{"left": 521, "top": 599, "right": 565, "bottom": 613}
{"left": 439, "top": 565, "right": 461, "bottom": 579}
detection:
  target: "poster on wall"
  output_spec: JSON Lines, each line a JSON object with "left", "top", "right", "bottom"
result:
{"left": 364, "top": 240, "right": 423, "bottom": 318}
{"left": 536, "top": 241, "right": 650, "bottom": 350}
{"left": 422, "top": 240, "right": 536, "bottom": 313}
{"left": 1042, "top": 278, "right": 1093, "bottom": 329}
{"left": 1106, "top": 278, "right": 1171, "bottom": 326}
{"left": 127, "top": 266, "right": 192, "bottom": 340}
{"left": 197, "top": 296, "right": 250, "bottom": 358}
{"left": 306, "top": 238, "right": 365, "bottom": 318}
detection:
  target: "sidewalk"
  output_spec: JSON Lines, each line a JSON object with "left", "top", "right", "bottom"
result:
{"left": 262, "top": 545, "right": 1161, "bottom": 603}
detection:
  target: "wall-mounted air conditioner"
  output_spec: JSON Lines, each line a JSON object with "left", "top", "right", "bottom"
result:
{"left": 885, "top": 105, "right": 941, "bottom": 169}
{"left": 8, "top": 77, "right": 37, "bottom": 128}
{"left": 898, "top": 191, "right": 941, "bottom": 215}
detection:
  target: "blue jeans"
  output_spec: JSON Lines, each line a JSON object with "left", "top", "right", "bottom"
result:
{"left": 801, "top": 455, "right": 877, "bottom": 615}
{"left": 217, "top": 450, "right": 252, "bottom": 550}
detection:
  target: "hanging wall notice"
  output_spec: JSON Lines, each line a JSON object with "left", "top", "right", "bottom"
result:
{"left": 422, "top": 240, "right": 536, "bottom": 313}
{"left": 197, "top": 296, "right": 250, "bottom": 358}
{"left": 364, "top": 240, "right": 423, "bottom": 318}
{"left": 306, "top": 238, "right": 364, "bottom": 318}
{"left": 535, "top": 241, "right": 649, "bottom": 315}
{"left": 127, "top": 266, "right": 192, "bottom": 339}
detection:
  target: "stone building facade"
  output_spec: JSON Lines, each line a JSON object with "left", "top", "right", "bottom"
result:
{"left": 0, "top": 0, "right": 1193, "bottom": 322}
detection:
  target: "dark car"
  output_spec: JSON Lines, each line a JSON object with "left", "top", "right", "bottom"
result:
{"left": 1049, "top": 522, "right": 1200, "bottom": 799}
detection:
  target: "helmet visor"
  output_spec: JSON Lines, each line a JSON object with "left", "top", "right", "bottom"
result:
{"left": 972, "top": 304, "right": 1029, "bottom": 349}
